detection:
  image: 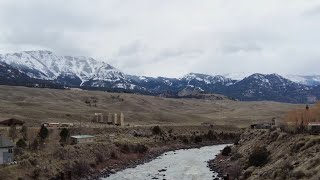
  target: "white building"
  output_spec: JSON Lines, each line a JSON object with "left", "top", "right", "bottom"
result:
{"left": 0, "top": 134, "right": 15, "bottom": 164}
{"left": 70, "top": 135, "right": 95, "bottom": 144}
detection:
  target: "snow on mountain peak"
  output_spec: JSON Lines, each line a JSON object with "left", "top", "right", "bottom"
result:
{"left": 0, "top": 50, "right": 121, "bottom": 83}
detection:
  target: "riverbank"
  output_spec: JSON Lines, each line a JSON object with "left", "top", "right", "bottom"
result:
{"left": 0, "top": 125, "right": 239, "bottom": 180}
{"left": 209, "top": 129, "right": 320, "bottom": 179}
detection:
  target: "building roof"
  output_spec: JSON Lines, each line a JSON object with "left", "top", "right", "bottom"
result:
{"left": 71, "top": 135, "right": 95, "bottom": 139}
{"left": 0, "top": 118, "right": 25, "bottom": 126}
{"left": 0, "top": 134, "right": 15, "bottom": 148}
{"left": 308, "top": 122, "right": 320, "bottom": 126}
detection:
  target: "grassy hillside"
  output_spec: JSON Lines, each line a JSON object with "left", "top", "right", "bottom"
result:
{"left": 0, "top": 85, "right": 301, "bottom": 127}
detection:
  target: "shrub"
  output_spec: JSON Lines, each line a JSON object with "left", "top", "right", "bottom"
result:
{"left": 95, "top": 152, "right": 106, "bottom": 164}
{"left": 16, "top": 139, "right": 27, "bottom": 149}
{"left": 206, "top": 130, "right": 216, "bottom": 140}
{"left": 110, "top": 151, "right": 118, "bottom": 159}
{"left": 152, "top": 126, "right": 162, "bottom": 135}
{"left": 222, "top": 146, "right": 232, "bottom": 156}
{"left": 234, "top": 136, "right": 240, "bottom": 145}
{"left": 291, "top": 141, "right": 305, "bottom": 153}
{"left": 194, "top": 136, "right": 202, "bottom": 143}
{"left": 231, "top": 152, "right": 242, "bottom": 161}
{"left": 71, "top": 160, "right": 90, "bottom": 177}
{"left": 181, "top": 136, "right": 189, "bottom": 144}
{"left": 31, "top": 168, "right": 41, "bottom": 179}
{"left": 31, "top": 138, "right": 40, "bottom": 151}
{"left": 53, "top": 147, "right": 68, "bottom": 160}
{"left": 133, "top": 144, "right": 148, "bottom": 153}
{"left": 249, "top": 146, "right": 269, "bottom": 167}
{"left": 120, "top": 144, "right": 131, "bottom": 153}
{"left": 229, "top": 163, "right": 241, "bottom": 179}
{"left": 292, "top": 170, "right": 305, "bottom": 179}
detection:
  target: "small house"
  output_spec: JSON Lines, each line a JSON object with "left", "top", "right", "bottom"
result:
{"left": 308, "top": 122, "right": 320, "bottom": 135}
{"left": 70, "top": 135, "right": 95, "bottom": 144}
{"left": 0, "top": 134, "right": 15, "bottom": 164}
{"left": 0, "top": 118, "right": 25, "bottom": 126}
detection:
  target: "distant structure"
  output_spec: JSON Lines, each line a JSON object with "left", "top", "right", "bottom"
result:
{"left": 92, "top": 112, "right": 125, "bottom": 126}
{"left": 70, "top": 135, "right": 95, "bottom": 144}
{"left": 0, "top": 118, "right": 25, "bottom": 126}
{"left": 107, "top": 113, "right": 113, "bottom": 125}
{"left": 271, "top": 118, "right": 283, "bottom": 129}
{"left": 94, "top": 113, "right": 104, "bottom": 123}
{"left": 60, "top": 123, "right": 74, "bottom": 127}
{"left": 42, "top": 122, "right": 60, "bottom": 127}
{"left": 308, "top": 122, "right": 320, "bottom": 135}
{"left": 114, "top": 113, "right": 119, "bottom": 125}
{"left": 120, "top": 113, "right": 125, "bottom": 126}
{"left": 0, "top": 134, "right": 15, "bottom": 164}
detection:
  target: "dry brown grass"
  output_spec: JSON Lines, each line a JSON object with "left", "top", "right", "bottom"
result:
{"left": 0, "top": 85, "right": 300, "bottom": 128}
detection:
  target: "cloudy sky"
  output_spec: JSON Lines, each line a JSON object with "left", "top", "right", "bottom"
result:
{"left": 0, "top": 0, "right": 319, "bottom": 77}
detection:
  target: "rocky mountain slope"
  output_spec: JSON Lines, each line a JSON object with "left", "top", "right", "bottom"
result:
{"left": 0, "top": 50, "right": 319, "bottom": 103}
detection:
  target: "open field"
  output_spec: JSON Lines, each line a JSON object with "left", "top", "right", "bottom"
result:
{"left": 0, "top": 85, "right": 302, "bottom": 128}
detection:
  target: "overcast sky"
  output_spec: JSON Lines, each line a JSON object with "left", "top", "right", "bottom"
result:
{"left": 0, "top": 0, "right": 319, "bottom": 77}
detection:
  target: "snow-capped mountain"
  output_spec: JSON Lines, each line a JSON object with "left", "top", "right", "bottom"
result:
{"left": 181, "top": 73, "right": 235, "bottom": 86}
{"left": 283, "top": 75, "right": 320, "bottom": 86}
{"left": 223, "top": 72, "right": 253, "bottom": 81}
{"left": 0, "top": 50, "right": 319, "bottom": 103}
{"left": 227, "top": 73, "right": 312, "bottom": 103}
{"left": 0, "top": 50, "right": 140, "bottom": 89}
{"left": 224, "top": 72, "right": 320, "bottom": 87}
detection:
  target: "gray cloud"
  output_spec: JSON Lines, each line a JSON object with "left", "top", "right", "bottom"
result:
{"left": 0, "top": 0, "right": 320, "bottom": 77}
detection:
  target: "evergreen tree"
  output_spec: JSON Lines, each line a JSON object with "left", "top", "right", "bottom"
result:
{"left": 38, "top": 125, "right": 49, "bottom": 140}
{"left": 59, "top": 128, "right": 70, "bottom": 143}
{"left": 16, "top": 138, "right": 27, "bottom": 149}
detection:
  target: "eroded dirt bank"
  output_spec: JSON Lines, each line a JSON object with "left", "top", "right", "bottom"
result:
{"left": 210, "top": 129, "right": 320, "bottom": 180}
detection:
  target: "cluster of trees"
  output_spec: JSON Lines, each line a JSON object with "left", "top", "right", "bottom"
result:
{"left": 84, "top": 96, "right": 98, "bottom": 107}
{"left": 285, "top": 102, "right": 320, "bottom": 132}
{"left": 9, "top": 125, "right": 71, "bottom": 152}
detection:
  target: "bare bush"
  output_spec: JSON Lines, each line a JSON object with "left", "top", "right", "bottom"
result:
{"left": 71, "top": 160, "right": 91, "bottom": 177}
{"left": 222, "top": 146, "right": 232, "bottom": 156}
{"left": 249, "top": 146, "right": 269, "bottom": 167}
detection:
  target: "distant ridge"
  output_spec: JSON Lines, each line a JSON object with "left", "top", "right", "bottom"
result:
{"left": 0, "top": 50, "right": 319, "bottom": 103}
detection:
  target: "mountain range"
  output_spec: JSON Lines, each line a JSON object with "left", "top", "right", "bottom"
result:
{"left": 0, "top": 50, "right": 319, "bottom": 104}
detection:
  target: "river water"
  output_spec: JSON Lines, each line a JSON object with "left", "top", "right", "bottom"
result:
{"left": 102, "top": 144, "right": 227, "bottom": 180}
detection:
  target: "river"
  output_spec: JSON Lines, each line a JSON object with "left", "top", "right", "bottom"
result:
{"left": 101, "top": 144, "right": 227, "bottom": 180}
